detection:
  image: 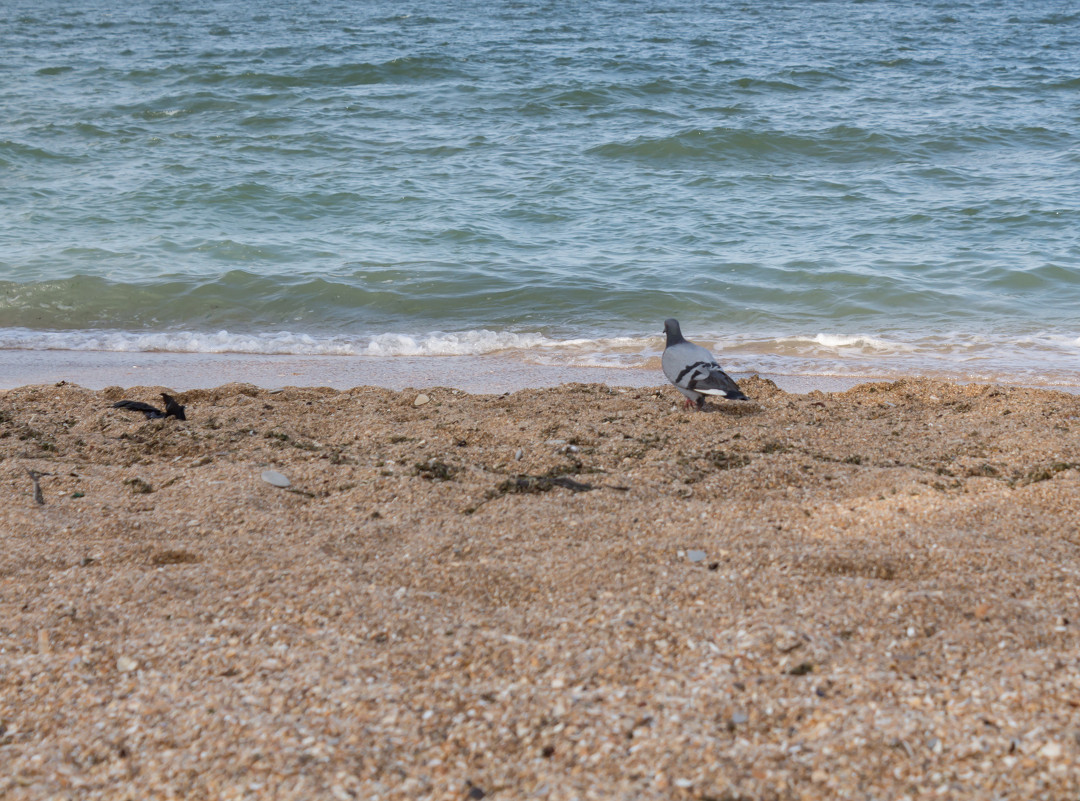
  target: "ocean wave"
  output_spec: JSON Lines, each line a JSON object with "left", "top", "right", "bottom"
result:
{"left": 588, "top": 125, "right": 904, "bottom": 164}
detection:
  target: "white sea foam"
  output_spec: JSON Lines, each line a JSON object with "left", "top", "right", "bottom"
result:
{"left": 0, "top": 327, "right": 1077, "bottom": 387}
{"left": 0, "top": 328, "right": 566, "bottom": 357}
{"left": 769, "top": 333, "right": 914, "bottom": 353}
{"left": 0, "top": 327, "right": 662, "bottom": 359}
{"left": 0, "top": 329, "right": 357, "bottom": 355}
{"left": 362, "top": 330, "right": 557, "bottom": 356}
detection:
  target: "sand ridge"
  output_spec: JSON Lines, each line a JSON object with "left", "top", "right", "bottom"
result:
{"left": 2, "top": 376, "right": 1080, "bottom": 799}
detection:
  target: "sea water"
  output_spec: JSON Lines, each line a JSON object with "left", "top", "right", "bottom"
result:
{"left": 3, "top": 0, "right": 1079, "bottom": 386}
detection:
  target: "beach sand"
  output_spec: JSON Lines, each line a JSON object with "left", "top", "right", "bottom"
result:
{"left": 2, "top": 375, "right": 1080, "bottom": 799}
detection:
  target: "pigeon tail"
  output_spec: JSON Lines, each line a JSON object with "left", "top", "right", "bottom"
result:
{"left": 697, "top": 385, "right": 749, "bottom": 402}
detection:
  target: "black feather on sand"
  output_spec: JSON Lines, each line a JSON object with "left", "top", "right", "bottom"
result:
{"left": 111, "top": 393, "right": 187, "bottom": 420}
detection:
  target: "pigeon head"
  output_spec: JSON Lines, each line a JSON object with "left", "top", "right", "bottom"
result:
{"left": 663, "top": 318, "right": 685, "bottom": 347}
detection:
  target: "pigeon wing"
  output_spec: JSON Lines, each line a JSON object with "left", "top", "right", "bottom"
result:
{"left": 662, "top": 341, "right": 713, "bottom": 386}
{"left": 683, "top": 362, "right": 747, "bottom": 400}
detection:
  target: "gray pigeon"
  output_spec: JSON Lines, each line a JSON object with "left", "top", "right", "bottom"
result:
{"left": 662, "top": 319, "right": 748, "bottom": 409}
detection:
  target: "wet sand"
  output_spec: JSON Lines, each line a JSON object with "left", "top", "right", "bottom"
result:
{"left": 2, "top": 376, "right": 1080, "bottom": 799}
{"left": 0, "top": 349, "right": 872, "bottom": 395}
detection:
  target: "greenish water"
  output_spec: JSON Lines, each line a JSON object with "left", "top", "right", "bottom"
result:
{"left": 2, "top": 0, "right": 1079, "bottom": 384}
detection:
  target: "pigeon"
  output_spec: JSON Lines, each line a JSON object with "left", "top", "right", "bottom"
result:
{"left": 662, "top": 318, "right": 748, "bottom": 410}
{"left": 111, "top": 393, "right": 187, "bottom": 420}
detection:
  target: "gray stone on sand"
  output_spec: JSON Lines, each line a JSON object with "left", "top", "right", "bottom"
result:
{"left": 261, "top": 470, "right": 291, "bottom": 488}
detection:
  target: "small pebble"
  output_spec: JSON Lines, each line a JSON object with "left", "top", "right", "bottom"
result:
{"left": 413, "top": 393, "right": 430, "bottom": 407}
{"left": 261, "top": 470, "right": 291, "bottom": 488}
{"left": 1040, "top": 742, "right": 1062, "bottom": 759}
{"left": 687, "top": 550, "right": 707, "bottom": 563}
{"left": 117, "top": 656, "right": 138, "bottom": 673}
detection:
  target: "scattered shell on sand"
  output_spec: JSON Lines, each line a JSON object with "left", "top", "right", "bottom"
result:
{"left": 260, "top": 469, "right": 291, "bottom": 488}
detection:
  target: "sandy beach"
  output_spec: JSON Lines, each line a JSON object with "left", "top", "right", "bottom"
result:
{"left": 3, "top": 375, "right": 1080, "bottom": 799}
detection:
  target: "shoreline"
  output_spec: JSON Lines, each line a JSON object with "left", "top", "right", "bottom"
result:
{"left": 0, "top": 349, "right": 861, "bottom": 394}
{"left": 2, "top": 348, "right": 1079, "bottom": 395}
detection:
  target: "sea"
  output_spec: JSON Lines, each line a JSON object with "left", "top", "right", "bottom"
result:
{"left": 3, "top": 0, "right": 1080, "bottom": 389}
